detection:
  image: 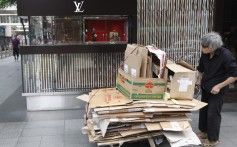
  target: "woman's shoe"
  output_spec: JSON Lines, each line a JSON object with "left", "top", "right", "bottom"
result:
{"left": 202, "top": 139, "right": 220, "bottom": 147}
{"left": 196, "top": 131, "right": 207, "bottom": 139}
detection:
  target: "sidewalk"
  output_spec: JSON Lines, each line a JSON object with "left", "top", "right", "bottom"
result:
{"left": 0, "top": 56, "right": 21, "bottom": 105}
{"left": 0, "top": 56, "right": 237, "bottom": 147}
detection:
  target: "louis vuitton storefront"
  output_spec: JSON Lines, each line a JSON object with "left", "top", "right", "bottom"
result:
{"left": 18, "top": 0, "right": 225, "bottom": 110}
{"left": 17, "top": 0, "right": 137, "bottom": 110}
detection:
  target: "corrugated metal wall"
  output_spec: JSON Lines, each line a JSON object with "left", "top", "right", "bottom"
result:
{"left": 137, "top": 0, "right": 215, "bottom": 67}
{"left": 22, "top": 53, "right": 124, "bottom": 93}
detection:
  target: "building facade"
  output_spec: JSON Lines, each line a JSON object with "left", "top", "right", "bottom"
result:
{"left": 16, "top": 0, "right": 236, "bottom": 110}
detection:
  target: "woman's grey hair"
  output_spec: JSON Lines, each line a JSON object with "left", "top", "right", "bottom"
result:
{"left": 201, "top": 32, "right": 223, "bottom": 50}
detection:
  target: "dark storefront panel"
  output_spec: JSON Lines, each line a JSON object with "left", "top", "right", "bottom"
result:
{"left": 17, "top": 0, "right": 137, "bottom": 16}
{"left": 214, "top": 0, "right": 237, "bottom": 89}
{"left": 20, "top": 44, "right": 127, "bottom": 54}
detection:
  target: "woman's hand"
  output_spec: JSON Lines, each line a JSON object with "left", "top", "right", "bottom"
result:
{"left": 211, "top": 85, "right": 221, "bottom": 94}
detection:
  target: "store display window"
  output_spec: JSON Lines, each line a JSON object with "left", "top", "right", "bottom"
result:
{"left": 84, "top": 17, "right": 128, "bottom": 43}
{"left": 29, "top": 16, "right": 128, "bottom": 45}
{"left": 29, "top": 16, "right": 84, "bottom": 45}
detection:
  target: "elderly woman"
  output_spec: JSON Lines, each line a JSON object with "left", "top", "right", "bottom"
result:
{"left": 196, "top": 32, "right": 237, "bottom": 147}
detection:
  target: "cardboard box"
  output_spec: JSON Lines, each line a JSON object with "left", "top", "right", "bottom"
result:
{"left": 166, "top": 61, "right": 196, "bottom": 100}
{"left": 116, "top": 68, "right": 167, "bottom": 100}
{"left": 124, "top": 53, "right": 142, "bottom": 77}
{"left": 125, "top": 44, "right": 148, "bottom": 78}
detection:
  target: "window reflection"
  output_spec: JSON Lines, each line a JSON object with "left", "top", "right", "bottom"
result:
{"left": 29, "top": 16, "right": 128, "bottom": 45}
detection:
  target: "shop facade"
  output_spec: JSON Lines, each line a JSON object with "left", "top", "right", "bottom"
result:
{"left": 18, "top": 0, "right": 137, "bottom": 110}
{"left": 18, "top": 0, "right": 226, "bottom": 110}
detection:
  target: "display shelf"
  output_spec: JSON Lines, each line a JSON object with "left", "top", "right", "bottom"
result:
{"left": 84, "top": 17, "right": 128, "bottom": 43}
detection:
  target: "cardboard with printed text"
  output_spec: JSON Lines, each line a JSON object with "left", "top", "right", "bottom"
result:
{"left": 88, "top": 88, "right": 133, "bottom": 109}
{"left": 116, "top": 68, "right": 167, "bottom": 100}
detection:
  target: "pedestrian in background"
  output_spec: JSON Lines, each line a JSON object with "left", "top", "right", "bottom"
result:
{"left": 196, "top": 32, "right": 237, "bottom": 147}
{"left": 12, "top": 35, "right": 20, "bottom": 61}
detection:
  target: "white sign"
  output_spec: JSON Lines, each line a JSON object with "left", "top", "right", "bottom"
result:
{"left": 131, "top": 68, "right": 137, "bottom": 77}
{"left": 177, "top": 78, "right": 192, "bottom": 92}
{"left": 124, "top": 64, "right": 128, "bottom": 73}
{"left": 73, "top": 1, "right": 84, "bottom": 12}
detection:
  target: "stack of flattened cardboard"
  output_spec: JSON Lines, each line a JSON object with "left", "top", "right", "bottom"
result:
{"left": 77, "top": 88, "right": 207, "bottom": 147}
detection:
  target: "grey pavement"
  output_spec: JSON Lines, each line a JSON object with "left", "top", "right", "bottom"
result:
{"left": 0, "top": 56, "right": 237, "bottom": 147}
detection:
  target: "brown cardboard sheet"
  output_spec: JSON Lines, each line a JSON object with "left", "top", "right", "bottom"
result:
{"left": 96, "top": 107, "right": 143, "bottom": 114}
{"left": 145, "top": 122, "right": 162, "bottom": 131}
{"left": 146, "top": 56, "right": 152, "bottom": 78}
{"left": 143, "top": 99, "right": 207, "bottom": 113}
{"left": 88, "top": 88, "right": 132, "bottom": 109}
{"left": 93, "top": 103, "right": 145, "bottom": 112}
{"left": 133, "top": 99, "right": 174, "bottom": 105}
{"left": 94, "top": 99, "right": 200, "bottom": 116}
{"left": 94, "top": 112, "right": 153, "bottom": 119}
{"left": 178, "top": 60, "right": 196, "bottom": 71}
{"left": 125, "top": 44, "right": 148, "bottom": 78}
{"left": 119, "top": 129, "right": 148, "bottom": 137}
{"left": 97, "top": 132, "right": 162, "bottom": 146}
{"left": 124, "top": 53, "right": 142, "bottom": 77}
{"left": 171, "top": 99, "right": 196, "bottom": 107}
{"left": 150, "top": 115, "right": 191, "bottom": 122}
{"left": 160, "top": 121, "right": 191, "bottom": 131}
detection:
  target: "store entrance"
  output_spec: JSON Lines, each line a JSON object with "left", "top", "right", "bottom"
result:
{"left": 220, "top": 0, "right": 237, "bottom": 96}
{"left": 222, "top": 0, "right": 237, "bottom": 61}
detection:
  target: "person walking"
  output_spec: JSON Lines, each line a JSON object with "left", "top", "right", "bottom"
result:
{"left": 196, "top": 32, "right": 237, "bottom": 147}
{"left": 12, "top": 35, "right": 20, "bottom": 61}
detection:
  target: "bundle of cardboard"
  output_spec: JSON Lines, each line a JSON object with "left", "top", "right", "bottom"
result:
{"left": 123, "top": 44, "right": 167, "bottom": 79}
{"left": 77, "top": 88, "right": 206, "bottom": 147}
{"left": 77, "top": 44, "right": 206, "bottom": 146}
{"left": 117, "top": 44, "right": 197, "bottom": 101}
